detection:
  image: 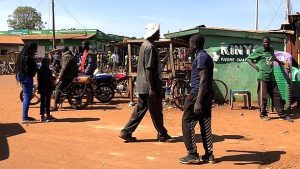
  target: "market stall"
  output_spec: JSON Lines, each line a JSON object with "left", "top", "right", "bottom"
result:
{"left": 124, "top": 38, "right": 189, "bottom": 103}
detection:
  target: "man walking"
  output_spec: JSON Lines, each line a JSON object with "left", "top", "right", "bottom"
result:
{"left": 247, "top": 37, "right": 293, "bottom": 122}
{"left": 179, "top": 34, "right": 215, "bottom": 164}
{"left": 119, "top": 23, "right": 175, "bottom": 142}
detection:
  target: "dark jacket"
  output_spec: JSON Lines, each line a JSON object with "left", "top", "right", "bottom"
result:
{"left": 52, "top": 57, "right": 62, "bottom": 73}
{"left": 37, "top": 65, "right": 55, "bottom": 95}
{"left": 58, "top": 50, "right": 78, "bottom": 81}
{"left": 22, "top": 56, "right": 37, "bottom": 77}
{"left": 84, "top": 49, "right": 97, "bottom": 76}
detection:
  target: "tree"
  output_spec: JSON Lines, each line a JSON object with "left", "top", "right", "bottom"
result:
{"left": 7, "top": 6, "right": 44, "bottom": 30}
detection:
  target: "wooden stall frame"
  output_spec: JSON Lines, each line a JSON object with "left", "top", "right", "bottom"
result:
{"left": 126, "top": 38, "right": 189, "bottom": 103}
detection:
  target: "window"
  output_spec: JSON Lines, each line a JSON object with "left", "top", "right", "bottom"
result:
{"left": 0, "top": 49, "right": 8, "bottom": 56}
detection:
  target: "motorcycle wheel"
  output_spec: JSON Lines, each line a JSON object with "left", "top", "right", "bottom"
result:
{"left": 68, "top": 84, "right": 92, "bottom": 109}
{"left": 95, "top": 84, "right": 115, "bottom": 103}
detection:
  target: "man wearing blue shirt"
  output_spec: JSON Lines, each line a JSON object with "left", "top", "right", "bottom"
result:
{"left": 179, "top": 34, "right": 215, "bottom": 164}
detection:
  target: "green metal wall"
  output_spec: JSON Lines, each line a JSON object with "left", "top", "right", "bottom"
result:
{"left": 204, "top": 35, "right": 285, "bottom": 102}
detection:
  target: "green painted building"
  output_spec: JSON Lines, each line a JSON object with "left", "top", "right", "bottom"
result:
{"left": 0, "top": 29, "right": 126, "bottom": 57}
{"left": 165, "top": 26, "right": 288, "bottom": 102}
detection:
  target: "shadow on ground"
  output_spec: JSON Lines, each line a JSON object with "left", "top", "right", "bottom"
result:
{"left": 129, "top": 134, "right": 249, "bottom": 143}
{"left": 0, "top": 123, "right": 26, "bottom": 161}
{"left": 54, "top": 118, "right": 100, "bottom": 123}
{"left": 175, "top": 134, "right": 249, "bottom": 143}
{"left": 217, "top": 150, "right": 286, "bottom": 165}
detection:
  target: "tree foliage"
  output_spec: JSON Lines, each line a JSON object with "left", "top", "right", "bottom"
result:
{"left": 7, "top": 6, "right": 44, "bottom": 30}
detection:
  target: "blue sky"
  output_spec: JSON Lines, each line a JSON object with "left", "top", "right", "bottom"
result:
{"left": 0, "top": 0, "right": 299, "bottom": 38}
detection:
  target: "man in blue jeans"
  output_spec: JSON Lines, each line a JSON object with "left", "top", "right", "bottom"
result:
{"left": 16, "top": 42, "right": 38, "bottom": 123}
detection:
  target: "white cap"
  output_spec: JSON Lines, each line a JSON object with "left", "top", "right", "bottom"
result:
{"left": 144, "top": 23, "right": 160, "bottom": 39}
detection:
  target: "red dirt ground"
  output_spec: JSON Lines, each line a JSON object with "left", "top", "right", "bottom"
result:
{"left": 0, "top": 75, "right": 300, "bottom": 169}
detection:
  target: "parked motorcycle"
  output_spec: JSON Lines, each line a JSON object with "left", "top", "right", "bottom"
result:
{"left": 113, "top": 72, "right": 129, "bottom": 96}
{"left": 55, "top": 76, "right": 92, "bottom": 109}
{"left": 91, "top": 73, "right": 115, "bottom": 103}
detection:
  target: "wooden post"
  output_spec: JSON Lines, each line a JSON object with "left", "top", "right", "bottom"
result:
{"left": 169, "top": 42, "right": 175, "bottom": 77}
{"left": 52, "top": 0, "right": 56, "bottom": 49}
{"left": 128, "top": 43, "right": 133, "bottom": 103}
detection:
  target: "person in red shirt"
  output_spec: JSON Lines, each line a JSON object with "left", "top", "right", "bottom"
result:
{"left": 81, "top": 41, "right": 97, "bottom": 76}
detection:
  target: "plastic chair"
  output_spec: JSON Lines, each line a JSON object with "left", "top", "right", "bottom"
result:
{"left": 230, "top": 89, "right": 251, "bottom": 109}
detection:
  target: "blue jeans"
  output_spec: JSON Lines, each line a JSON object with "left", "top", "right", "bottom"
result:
{"left": 21, "top": 75, "right": 33, "bottom": 121}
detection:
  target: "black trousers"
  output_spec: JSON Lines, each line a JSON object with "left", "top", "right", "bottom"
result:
{"left": 258, "top": 80, "right": 286, "bottom": 117}
{"left": 182, "top": 93, "right": 213, "bottom": 155}
{"left": 54, "top": 80, "right": 72, "bottom": 106}
{"left": 121, "top": 93, "right": 168, "bottom": 137}
{"left": 40, "top": 94, "right": 51, "bottom": 116}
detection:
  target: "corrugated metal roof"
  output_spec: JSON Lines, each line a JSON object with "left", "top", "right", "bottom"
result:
{"left": 0, "top": 36, "right": 24, "bottom": 44}
{"left": 164, "top": 26, "right": 287, "bottom": 42}
{"left": 20, "top": 33, "right": 96, "bottom": 40}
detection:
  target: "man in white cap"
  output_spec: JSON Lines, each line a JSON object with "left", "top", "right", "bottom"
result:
{"left": 119, "top": 23, "right": 175, "bottom": 142}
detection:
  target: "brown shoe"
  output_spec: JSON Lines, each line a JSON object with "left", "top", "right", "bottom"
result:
{"left": 119, "top": 132, "right": 137, "bottom": 142}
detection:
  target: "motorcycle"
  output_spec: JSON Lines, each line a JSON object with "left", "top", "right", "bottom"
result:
{"left": 91, "top": 73, "right": 115, "bottom": 103}
{"left": 55, "top": 76, "right": 92, "bottom": 109}
{"left": 113, "top": 72, "right": 129, "bottom": 96}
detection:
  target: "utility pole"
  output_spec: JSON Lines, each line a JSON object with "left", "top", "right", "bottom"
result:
{"left": 285, "top": 0, "right": 291, "bottom": 23}
{"left": 255, "top": 0, "right": 259, "bottom": 30}
{"left": 52, "top": 0, "right": 56, "bottom": 49}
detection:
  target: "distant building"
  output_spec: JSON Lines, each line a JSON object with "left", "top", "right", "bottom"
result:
{"left": 0, "top": 29, "right": 127, "bottom": 58}
{"left": 0, "top": 35, "right": 24, "bottom": 62}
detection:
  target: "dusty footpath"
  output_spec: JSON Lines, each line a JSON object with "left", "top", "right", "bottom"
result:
{"left": 0, "top": 75, "right": 300, "bottom": 169}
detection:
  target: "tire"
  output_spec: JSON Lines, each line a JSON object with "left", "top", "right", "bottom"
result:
{"left": 212, "top": 79, "right": 228, "bottom": 104}
{"left": 95, "top": 83, "right": 115, "bottom": 103}
{"left": 19, "top": 85, "right": 41, "bottom": 105}
{"left": 172, "top": 80, "right": 190, "bottom": 110}
{"left": 67, "top": 84, "right": 92, "bottom": 109}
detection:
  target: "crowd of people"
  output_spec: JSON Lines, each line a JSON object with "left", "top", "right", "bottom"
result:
{"left": 15, "top": 22, "right": 294, "bottom": 165}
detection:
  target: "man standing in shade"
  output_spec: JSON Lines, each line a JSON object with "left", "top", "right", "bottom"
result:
{"left": 119, "top": 23, "right": 175, "bottom": 143}
{"left": 180, "top": 34, "right": 215, "bottom": 164}
{"left": 246, "top": 37, "right": 293, "bottom": 122}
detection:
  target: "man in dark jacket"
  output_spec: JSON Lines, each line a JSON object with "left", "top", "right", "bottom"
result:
{"left": 81, "top": 41, "right": 97, "bottom": 76}
{"left": 51, "top": 47, "right": 78, "bottom": 111}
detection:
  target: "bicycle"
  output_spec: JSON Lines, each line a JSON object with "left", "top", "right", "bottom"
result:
{"left": 168, "top": 77, "right": 228, "bottom": 110}
{"left": 162, "top": 71, "right": 190, "bottom": 110}
{"left": 19, "top": 83, "right": 41, "bottom": 105}
{"left": 0, "top": 61, "right": 14, "bottom": 75}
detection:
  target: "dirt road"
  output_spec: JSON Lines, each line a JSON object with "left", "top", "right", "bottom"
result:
{"left": 0, "top": 75, "right": 299, "bottom": 169}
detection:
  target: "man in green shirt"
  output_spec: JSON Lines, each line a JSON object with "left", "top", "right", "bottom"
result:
{"left": 247, "top": 37, "right": 293, "bottom": 122}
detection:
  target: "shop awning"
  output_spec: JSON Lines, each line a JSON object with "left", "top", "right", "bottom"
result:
{"left": 0, "top": 36, "right": 24, "bottom": 44}
{"left": 20, "top": 33, "right": 96, "bottom": 40}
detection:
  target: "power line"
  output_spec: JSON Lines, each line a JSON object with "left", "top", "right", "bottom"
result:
{"left": 289, "top": 0, "right": 295, "bottom": 14}
{"left": 265, "top": 0, "right": 284, "bottom": 29}
{"left": 55, "top": 0, "right": 86, "bottom": 29}
{"left": 35, "top": 0, "right": 43, "bottom": 9}
{"left": 261, "top": 0, "right": 285, "bottom": 18}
